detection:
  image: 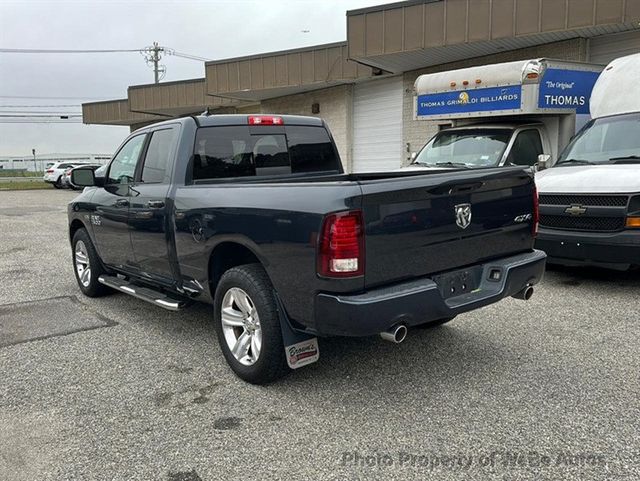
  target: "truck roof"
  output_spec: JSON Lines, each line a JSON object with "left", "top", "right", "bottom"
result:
{"left": 195, "top": 114, "right": 324, "bottom": 127}
{"left": 590, "top": 53, "right": 640, "bottom": 119}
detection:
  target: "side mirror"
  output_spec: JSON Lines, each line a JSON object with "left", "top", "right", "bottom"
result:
{"left": 70, "top": 167, "right": 97, "bottom": 187}
{"left": 410, "top": 152, "right": 418, "bottom": 162}
{"left": 536, "top": 154, "right": 551, "bottom": 171}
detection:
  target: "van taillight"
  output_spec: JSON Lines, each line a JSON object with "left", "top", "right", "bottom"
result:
{"left": 317, "top": 210, "right": 365, "bottom": 277}
{"left": 533, "top": 186, "right": 539, "bottom": 236}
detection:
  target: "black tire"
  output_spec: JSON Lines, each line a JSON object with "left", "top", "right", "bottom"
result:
{"left": 213, "top": 264, "right": 289, "bottom": 384}
{"left": 53, "top": 177, "right": 62, "bottom": 189}
{"left": 71, "top": 228, "right": 110, "bottom": 297}
{"left": 415, "top": 316, "right": 456, "bottom": 329}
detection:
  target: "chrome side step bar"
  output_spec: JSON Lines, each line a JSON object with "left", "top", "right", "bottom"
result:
{"left": 98, "top": 275, "right": 188, "bottom": 311}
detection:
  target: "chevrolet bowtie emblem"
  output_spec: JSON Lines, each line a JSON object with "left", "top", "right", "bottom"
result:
{"left": 565, "top": 204, "right": 587, "bottom": 216}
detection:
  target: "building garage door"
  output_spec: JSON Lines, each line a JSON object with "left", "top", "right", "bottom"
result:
{"left": 352, "top": 76, "right": 403, "bottom": 172}
{"left": 589, "top": 31, "right": 640, "bottom": 65}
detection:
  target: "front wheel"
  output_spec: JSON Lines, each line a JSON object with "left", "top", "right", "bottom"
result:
{"left": 213, "top": 264, "right": 289, "bottom": 384}
{"left": 72, "top": 228, "right": 110, "bottom": 297}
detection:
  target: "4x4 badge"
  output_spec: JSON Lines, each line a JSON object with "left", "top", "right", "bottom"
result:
{"left": 454, "top": 203, "right": 472, "bottom": 229}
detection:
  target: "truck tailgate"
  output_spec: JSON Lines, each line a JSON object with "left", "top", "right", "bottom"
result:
{"left": 359, "top": 168, "right": 535, "bottom": 288}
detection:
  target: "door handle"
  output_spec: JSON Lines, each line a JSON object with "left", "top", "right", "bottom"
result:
{"left": 115, "top": 199, "right": 129, "bottom": 207}
{"left": 147, "top": 200, "right": 165, "bottom": 209}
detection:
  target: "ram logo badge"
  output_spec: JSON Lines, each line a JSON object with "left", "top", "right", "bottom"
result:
{"left": 454, "top": 203, "right": 472, "bottom": 229}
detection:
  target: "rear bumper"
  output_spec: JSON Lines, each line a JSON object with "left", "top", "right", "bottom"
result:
{"left": 535, "top": 228, "right": 640, "bottom": 270}
{"left": 313, "top": 250, "right": 546, "bottom": 337}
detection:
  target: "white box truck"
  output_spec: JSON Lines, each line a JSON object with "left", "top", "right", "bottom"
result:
{"left": 535, "top": 53, "right": 640, "bottom": 270}
{"left": 407, "top": 59, "right": 602, "bottom": 170}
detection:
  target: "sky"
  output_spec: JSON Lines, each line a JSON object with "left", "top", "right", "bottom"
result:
{"left": 0, "top": 0, "right": 399, "bottom": 157}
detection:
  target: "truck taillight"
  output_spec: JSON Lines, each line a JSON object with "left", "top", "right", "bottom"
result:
{"left": 317, "top": 210, "right": 365, "bottom": 278}
{"left": 248, "top": 115, "right": 283, "bottom": 125}
{"left": 533, "top": 186, "right": 539, "bottom": 236}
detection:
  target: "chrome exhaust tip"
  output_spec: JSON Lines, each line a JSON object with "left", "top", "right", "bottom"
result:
{"left": 380, "top": 324, "right": 408, "bottom": 344}
{"left": 513, "top": 285, "right": 534, "bottom": 301}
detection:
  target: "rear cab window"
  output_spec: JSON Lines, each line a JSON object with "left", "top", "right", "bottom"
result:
{"left": 192, "top": 124, "right": 342, "bottom": 182}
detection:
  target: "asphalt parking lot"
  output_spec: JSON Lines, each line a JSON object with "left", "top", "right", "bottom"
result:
{"left": 1, "top": 189, "right": 639, "bottom": 481}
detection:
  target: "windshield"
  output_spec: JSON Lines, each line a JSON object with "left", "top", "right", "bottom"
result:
{"left": 556, "top": 112, "right": 640, "bottom": 165}
{"left": 413, "top": 128, "right": 512, "bottom": 168}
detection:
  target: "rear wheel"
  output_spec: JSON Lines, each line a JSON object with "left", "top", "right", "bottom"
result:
{"left": 213, "top": 264, "right": 288, "bottom": 384}
{"left": 53, "top": 177, "right": 62, "bottom": 189}
{"left": 72, "top": 228, "right": 110, "bottom": 297}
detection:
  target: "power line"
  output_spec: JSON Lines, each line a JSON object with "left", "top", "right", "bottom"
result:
{"left": 0, "top": 48, "right": 141, "bottom": 53}
{"left": 170, "top": 50, "right": 212, "bottom": 62}
{"left": 0, "top": 104, "right": 80, "bottom": 107}
{"left": 0, "top": 110, "right": 82, "bottom": 114}
{"left": 0, "top": 114, "right": 82, "bottom": 118}
{"left": 1, "top": 44, "right": 212, "bottom": 83}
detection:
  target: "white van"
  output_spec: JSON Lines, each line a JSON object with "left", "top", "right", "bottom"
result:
{"left": 535, "top": 53, "right": 640, "bottom": 270}
{"left": 407, "top": 59, "right": 602, "bottom": 170}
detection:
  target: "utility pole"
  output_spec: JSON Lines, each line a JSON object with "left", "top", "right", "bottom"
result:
{"left": 32, "top": 148, "right": 36, "bottom": 172}
{"left": 142, "top": 42, "right": 165, "bottom": 84}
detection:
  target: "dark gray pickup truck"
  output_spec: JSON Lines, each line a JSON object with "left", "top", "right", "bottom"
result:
{"left": 68, "top": 114, "right": 545, "bottom": 383}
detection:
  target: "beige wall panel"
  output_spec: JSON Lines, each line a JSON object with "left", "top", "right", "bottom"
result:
{"left": 263, "top": 56, "right": 276, "bottom": 89}
{"left": 568, "top": 0, "right": 595, "bottom": 28}
{"left": 468, "top": 0, "right": 491, "bottom": 42}
{"left": 383, "top": 8, "right": 403, "bottom": 53}
{"left": 516, "top": 0, "right": 541, "bottom": 35}
{"left": 492, "top": 0, "right": 515, "bottom": 38}
{"left": 326, "top": 47, "right": 343, "bottom": 81}
{"left": 227, "top": 63, "right": 240, "bottom": 92}
{"left": 314, "top": 49, "right": 328, "bottom": 82}
{"left": 287, "top": 54, "right": 301, "bottom": 85}
{"left": 239, "top": 61, "right": 251, "bottom": 91}
{"left": 445, "top": 0, "right": 468, "bottom": 45}
{"left": 348, "top": 14, "right": 366, "bottom": 57}
{"left": 275, "top": 55, "right": 288, "bottom": 86}
{"left": 403, "top": 4, "right": 424, "bottom": 51}
{"left": 205, "top": 66, "right": 216, "bottom": 94}
{"left": 144, "top": 89, "right": 154, "bottom": 110}
{"left": 595, "top": 0, "right": 623, "bottom": 24}
{"left": 216, "top": 64, "right": 229, "bottom": 94}
{"left": 424, "top": 1, "right": 445, "bottom": 47}
{"left": 365, "top": 11, "right": 384, "bottom": 55}
{"left": 624, "top": 0, "right": 640, "bottom": 20}
{"left": 300, "top": 51, "right": 314, "bottom": 84}
{"left": 356, "top": 62, "right": 371, "bottom": 78}
{"left": 541, "top": 0, "right": 567, "bottom": 31}
{"left": 250, "top": 59, "right": 263, "bottom": 90}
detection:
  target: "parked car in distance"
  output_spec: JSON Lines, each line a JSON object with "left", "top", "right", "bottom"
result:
{"left": 44, "top": 162, "right": 84, "bottom": 188}
{"left": 68, "top": 114, "right": 545, "bottom": 384}
{"left": 63, "top": 164, "right": 103, "bottom": 190}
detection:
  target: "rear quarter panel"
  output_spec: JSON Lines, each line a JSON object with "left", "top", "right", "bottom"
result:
{"left": 173, "top": 182, "right": 363, "bottom": 329}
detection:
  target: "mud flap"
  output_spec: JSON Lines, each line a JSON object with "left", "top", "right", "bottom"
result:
{"left": 274, "top": 293, "right": 319, "bottom": 369}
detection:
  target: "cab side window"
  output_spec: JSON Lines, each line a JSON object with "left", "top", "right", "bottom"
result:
{"left": 107, "top": 134, "right": 146, "bottom": 184}
{"left": 141, "top": 128, "right": 178, "bottom": 183}
{"left": 506, "top": 129, "right": 544, "bottom": 166}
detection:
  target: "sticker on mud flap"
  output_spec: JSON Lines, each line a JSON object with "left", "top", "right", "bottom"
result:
{"left": 285, "top": 338, "right": 319, "bottom": 369}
